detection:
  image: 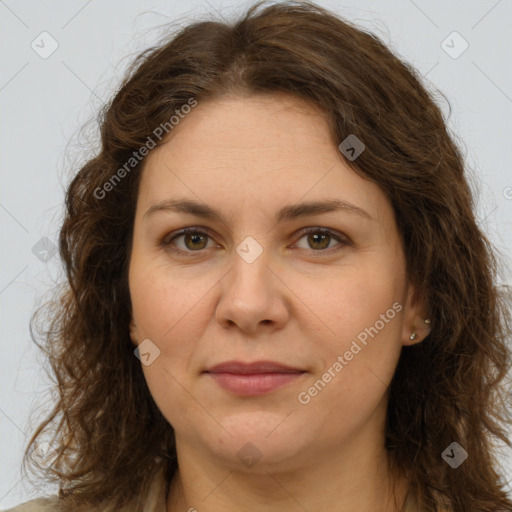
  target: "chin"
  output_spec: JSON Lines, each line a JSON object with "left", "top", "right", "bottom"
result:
{"left": 200, "top": 412, "right": 315, "bottom": 471}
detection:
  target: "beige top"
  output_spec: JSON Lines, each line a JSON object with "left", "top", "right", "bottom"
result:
{"left": 4, "top": 467, "right": 168, "bottom": 512}
{"left": 5, "top": 469, "right": 429, "bottom": 512}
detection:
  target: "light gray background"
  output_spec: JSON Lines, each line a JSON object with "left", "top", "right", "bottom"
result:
{"left": 1, "top": 0, "right": 511, "bottom": 508}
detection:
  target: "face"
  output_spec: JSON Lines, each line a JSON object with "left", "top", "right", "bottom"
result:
{"left": 128, "top": 93, "right": 426, "bottom": 472}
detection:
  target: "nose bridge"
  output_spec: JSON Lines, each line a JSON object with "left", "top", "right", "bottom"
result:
{"left": 215, "top": 235, "right": 288, "bottom": 331}
{"left": 228, "top": 236, "right": 272, "bottom": 300}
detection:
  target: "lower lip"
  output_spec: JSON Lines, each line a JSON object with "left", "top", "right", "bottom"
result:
{"left": 206, "top": 372, "right": 304, "bottom": 396}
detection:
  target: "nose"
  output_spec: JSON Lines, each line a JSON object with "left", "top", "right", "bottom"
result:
{"left": 214, "top": 247, "right": 290, "bottom": 334}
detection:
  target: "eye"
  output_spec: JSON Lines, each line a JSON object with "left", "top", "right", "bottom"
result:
{"left": 293, "top": 227, "right": 349, "bottom": 253}
{"left": 161, "top": 228, "right": 217, "bottom": 254}
{"left": 160, "top": 226, "right": 349, "bottom": 256}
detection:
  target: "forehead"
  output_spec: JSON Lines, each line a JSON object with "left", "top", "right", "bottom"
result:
{"left": 136, "top": 93, "right": 389, "bottom": 224}
{"left": 153, "top": 93, "right": 334, "bottom": 164}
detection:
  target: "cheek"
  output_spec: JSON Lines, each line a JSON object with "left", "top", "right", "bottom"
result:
{"left": 306, "top": 264, "right": 404, "bottom": 400}
{"left": 130, "top": 269, "right": 210, "bottom": 428}
{"left": 315, "top": 263, "right": 403, "bottom": 342}
{"left": 129, "top": 260, "right": 214, "bottom": 348}
{"left": 296, "top": 282, "right": 403, "bottom": 441}
{"left": 142, "top": 364, "right": 205, "bottom": 437}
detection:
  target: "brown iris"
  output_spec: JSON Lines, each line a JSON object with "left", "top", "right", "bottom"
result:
{"left": 184, "top": 232, "right": 208, "bottom": 251}
{"left": 307, "top": 232, "right": 331, "bottom": 250}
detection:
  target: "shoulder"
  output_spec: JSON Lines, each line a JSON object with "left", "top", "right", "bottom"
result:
{"left": 3, "top": 496, "right": 61, "bottom": 512}
{"left": 4, "top": 465, "right": 169, "bottom": 512}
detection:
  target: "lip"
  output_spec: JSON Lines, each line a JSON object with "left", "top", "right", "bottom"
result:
{"left": 205, "top": 360, "right": 304, "bottom": 374}
{"left": 204, "top": 360, "right": 306, "bottom": 396}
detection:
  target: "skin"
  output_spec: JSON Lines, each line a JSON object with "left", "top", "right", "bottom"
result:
{"left": 128, "top": 93, "right": 430, "bottom": 512}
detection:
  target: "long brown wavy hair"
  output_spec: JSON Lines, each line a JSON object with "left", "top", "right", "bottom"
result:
{"left": 24, "top": 1, "right": 512, "bottom": 511}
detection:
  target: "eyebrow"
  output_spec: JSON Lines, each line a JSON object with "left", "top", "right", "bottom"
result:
{"left": 143, "top": 198, "right": 372, "bottom": 223}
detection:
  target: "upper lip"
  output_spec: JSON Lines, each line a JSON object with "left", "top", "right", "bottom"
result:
{"left": 205, "top": 360, "right": 304, "bottom": 374}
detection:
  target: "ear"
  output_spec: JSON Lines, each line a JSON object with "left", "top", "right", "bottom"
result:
{"left": 400, "top": 284, "right": 431, "bottom": 346}
{"left": 129, "top": 315, "right": 139, "bottom": 347}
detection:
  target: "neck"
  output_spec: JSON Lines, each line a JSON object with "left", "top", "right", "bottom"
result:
{"left": 166, "top": 434, "right": 408, "bottom": 512}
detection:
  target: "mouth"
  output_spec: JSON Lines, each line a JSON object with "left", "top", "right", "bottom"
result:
{"left": 203, "top": 360, "right": 306, "bottom": 396}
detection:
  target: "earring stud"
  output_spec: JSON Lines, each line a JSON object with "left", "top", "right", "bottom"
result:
{"left": 424, "top": 318, "right": 431, "bottom": 325}
{"left": 409, "top": 326, "right": 417, "bottom": 341}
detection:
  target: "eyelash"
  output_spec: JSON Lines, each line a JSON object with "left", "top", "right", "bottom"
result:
{"left": 160, "top": 226, "right": 350, "bottom": 256}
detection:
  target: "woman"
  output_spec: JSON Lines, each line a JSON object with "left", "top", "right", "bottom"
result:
{"left": 8, "top": 1, "right": 512, "bottom": 511}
